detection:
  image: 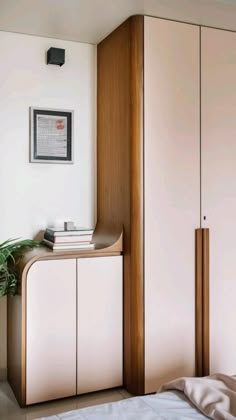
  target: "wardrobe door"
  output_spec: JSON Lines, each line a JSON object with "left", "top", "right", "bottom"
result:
{"left": 26, "top": 259, "right": 76, "bottom": 404}
{"left": 144, "top": 17, "right": 200, "bottom": 393}
{"left": 202, "top": 27, "right": 236, "bottom": 375}
{"left": 77, "top": 256, "right": 123, "bottom": 394}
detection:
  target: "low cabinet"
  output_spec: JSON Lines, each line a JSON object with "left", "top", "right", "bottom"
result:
{"left": 7, "top": 244, "right": 123, "bottom": 406}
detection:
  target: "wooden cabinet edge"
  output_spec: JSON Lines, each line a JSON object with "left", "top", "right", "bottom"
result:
{"left": 97, "top": 15, "right": 144, "bottom": 395}
{"left": 129, "top": 15, "right": 145, "bottom": 396}
{"left": 7, "top": 294, "right": 25, "bottom": 407}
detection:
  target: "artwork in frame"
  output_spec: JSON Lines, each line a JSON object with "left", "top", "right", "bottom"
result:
{"left": 30, "top": 107, "right": 74, "bottom": 163}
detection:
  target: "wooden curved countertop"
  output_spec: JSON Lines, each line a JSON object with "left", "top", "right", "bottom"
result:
{"left": 17, "top": 228, "right": 123, "bottom": 293}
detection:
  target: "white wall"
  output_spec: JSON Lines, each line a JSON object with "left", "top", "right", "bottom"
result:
{"left": 0, "top": 31, "right": 97, "bottom": 377}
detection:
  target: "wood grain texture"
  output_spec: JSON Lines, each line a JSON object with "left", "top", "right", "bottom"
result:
{"left": 7, "top": 229, "right": 123, "bottom": 407}
{"left": 195, "top": 228, "right": 210, "bottom": 377}
{"left": 129, "top": 16, "right": 144, "bottom": 395}
{"left": 195, "top": 229, "right": 203, "bottom": 377}
{"left": 97, "top": 16, "right": 144, "bottom": 395}
{"left": 202, "top": 228, "right": 210, "bottom": 376}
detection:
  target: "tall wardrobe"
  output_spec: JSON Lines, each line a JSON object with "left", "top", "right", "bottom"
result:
{"left": 97, "top": 15, "right": 236, "bottom": 395}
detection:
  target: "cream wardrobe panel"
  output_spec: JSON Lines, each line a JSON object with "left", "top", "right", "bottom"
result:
{"left": 202, "top": 27, "right": 236, "bottom": 375}
{"left": 26, "top": 259, "right": 76, "bottom": 405}
{"left": 77, "top": 256, "right": 123, "bottom": 394}
{"left": 144, "top": 16, "right": 200, "bottom": 393}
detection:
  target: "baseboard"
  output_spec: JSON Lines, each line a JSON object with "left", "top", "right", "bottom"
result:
{"left": 0, "top": 368, "right": 7, "bottom": 381}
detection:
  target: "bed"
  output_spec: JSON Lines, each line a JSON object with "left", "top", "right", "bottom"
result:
{"left": 37, "top": 391, "right": 207, "bottom": 420}
{"left": 37, "top": 374, "right": 236, "bottom": 420}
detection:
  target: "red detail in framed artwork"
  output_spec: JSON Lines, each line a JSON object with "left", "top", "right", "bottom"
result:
{"left": 56, "top": 119, "right": 65, "bottom": 130}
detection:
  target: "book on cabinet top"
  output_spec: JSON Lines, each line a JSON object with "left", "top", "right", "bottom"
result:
{"left": 46, "top": 227, "right": 94, "bottom": 237}
{"left": 43, "top": 239, "right": 95, "bottom": 250}
{"left": 44, "top": 231, "right": 93, "bottom": 243}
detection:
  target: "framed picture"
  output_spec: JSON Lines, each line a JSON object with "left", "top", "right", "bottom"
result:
{"left": 30, "top": 107, "right": 74, "bottom": 163}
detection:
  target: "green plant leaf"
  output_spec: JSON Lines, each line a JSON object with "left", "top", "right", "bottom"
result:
{"left": 0, "top": 239, "right": 42, "bottom": 297}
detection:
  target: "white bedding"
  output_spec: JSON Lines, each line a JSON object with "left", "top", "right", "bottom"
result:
{"left": 37, "top": 391, "right": 207, "bottom": 420}
{"left": 160, "top": 374, "right": 236, "bottom": 420}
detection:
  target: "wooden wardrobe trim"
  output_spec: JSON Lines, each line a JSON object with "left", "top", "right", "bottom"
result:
{"left": 130, "top": 15, "right": 144, "bottom": 395}
{"left": 202, "top": 228, "right": 210, "bottom": 376}
{"left": 195, "top": 228, "right": 210, "bottom": 377}
{"left": 196, "top": 229, "right": 203, "bottom": 377}
{"left": 97, "top": 15, "right": 144, "bottom": 395}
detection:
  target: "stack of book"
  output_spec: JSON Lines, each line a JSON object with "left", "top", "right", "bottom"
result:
{"left": 43, "top": 227, "right": 95, "bottom": 251}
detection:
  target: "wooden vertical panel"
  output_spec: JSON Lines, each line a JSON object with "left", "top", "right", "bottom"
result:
{"left": 195, "top": 228, "right": 210, "bottom": 377}
{"left": 97, "top": 19, "right": 132, "bottom": 390}
{"left": 130, "top": 16, "right": 144, "bottom": 396}
{"left": 7, "top": 260, "right": 27, "bottom": 407}
{"left": 7, "top": 295, "right": 24, "bottom": 406}
{"left": 97, "top": 19, "right": 131, "bottom": 234}
{"left": 97, "top": 16, "right": 144, "bottom": 395}
{"left": 195, "top": 229, "right": 203, "bottom": 377}
{"left": 202, "top": 228, "right": 209, "bottom": 376}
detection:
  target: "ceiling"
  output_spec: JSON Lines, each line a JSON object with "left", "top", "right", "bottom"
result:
{"left": 1, "top": 0, "right": 236, "bottom": 44}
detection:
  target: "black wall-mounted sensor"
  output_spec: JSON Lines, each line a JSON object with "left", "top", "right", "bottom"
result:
{"left": 47, "top": 47, "right": 65, "bottom": 66}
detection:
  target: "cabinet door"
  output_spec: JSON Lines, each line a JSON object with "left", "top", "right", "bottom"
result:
{"left": 144, "top": 17, "right": 200, "bottom": 393}
{"left": 202, "top": 27, "right": 236, "bottom": 374}
{"left": 77, "top": 256, "right": 123, "bottom": 394}
{"left": 26, "top": 259, "right": 76, "bottom": 404}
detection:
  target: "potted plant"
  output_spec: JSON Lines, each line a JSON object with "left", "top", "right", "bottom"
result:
{"left": 0, "top": 238, "right": 42, "bottom": 296}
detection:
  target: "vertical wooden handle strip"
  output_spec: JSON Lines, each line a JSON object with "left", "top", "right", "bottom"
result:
{"left": 196, "top": 229, "right": 203, "bottom": 377}
{"left": 202, "top": 228, "right": 210, "bottom": 376}
{"left": 195, "top": 228, "right": 210, "bottom": 377}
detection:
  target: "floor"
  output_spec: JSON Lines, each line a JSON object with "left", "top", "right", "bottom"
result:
{"left": 0, "top": 382, "right": 132, "bottom": 420}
